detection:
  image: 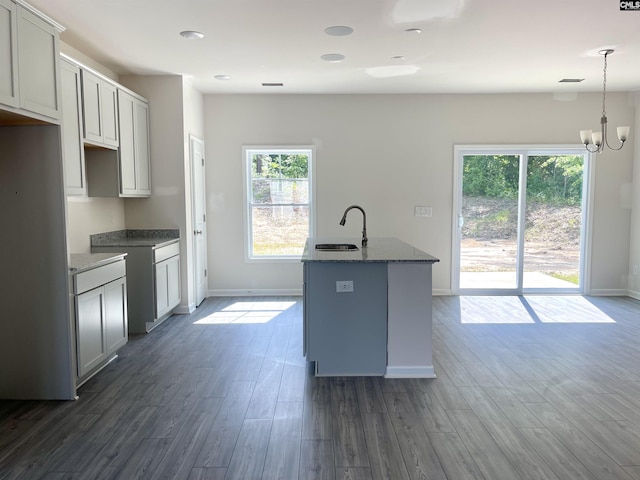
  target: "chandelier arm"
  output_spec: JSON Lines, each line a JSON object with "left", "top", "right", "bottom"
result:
{"left": 585, "top": 142, "right": 601, "bottom": 153}
{"left": 604, "top": 137, "right": 625, "bottom": 151}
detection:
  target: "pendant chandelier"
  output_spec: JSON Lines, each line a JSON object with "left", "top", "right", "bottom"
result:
{"left": 579, "top": 49, "right": 630, "bottom": 153}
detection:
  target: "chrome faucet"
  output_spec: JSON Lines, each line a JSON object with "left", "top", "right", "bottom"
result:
{"left": 339, "top": 205, "right": 367, "bottom": 247}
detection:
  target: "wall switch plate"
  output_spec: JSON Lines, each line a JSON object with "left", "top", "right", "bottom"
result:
{"left": 414, "top": 206, "right": 432, "bottom": 217}
{"left": 336, "top": 280, "right": 354, "bottom": 293}
{"left": 634, "top": 265, "right": 638, "bottom": 275}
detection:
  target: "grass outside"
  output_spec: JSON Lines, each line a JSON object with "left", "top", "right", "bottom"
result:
{"left": 252, "top": 207, "right": 308, "bottom": 256}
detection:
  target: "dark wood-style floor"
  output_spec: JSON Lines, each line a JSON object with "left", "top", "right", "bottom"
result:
{"left": 2, "top": 295, "right": 640, "bottom": 480}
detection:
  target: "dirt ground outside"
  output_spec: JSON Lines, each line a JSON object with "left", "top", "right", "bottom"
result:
{"left": 461, "top": 197, "right": 581, "bottom": 278}
{"left": 252, "top": 207, "right": 309, "bottom": 256}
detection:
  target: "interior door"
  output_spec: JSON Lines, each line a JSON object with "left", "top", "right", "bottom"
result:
{"left": 454, "top": 147, "right": 588, "bottom": 294}
{"left": 190, "top": 136, "right": 207, "bottom": 307}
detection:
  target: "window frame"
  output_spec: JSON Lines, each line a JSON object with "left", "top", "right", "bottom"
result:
{"left": 242, "top": 145, "right": 316, "bottom": 263}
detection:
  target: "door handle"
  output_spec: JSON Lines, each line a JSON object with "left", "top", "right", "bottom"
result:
{"left": 194, "top": 230, "right": 203, "bottom": 235}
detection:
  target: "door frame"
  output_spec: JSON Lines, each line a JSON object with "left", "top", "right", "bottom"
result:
{"left": 190, "top": 135, "right": 207, "bottom": 307}
{"left": 451, "top": 144, "right": 594, "bottom": 295}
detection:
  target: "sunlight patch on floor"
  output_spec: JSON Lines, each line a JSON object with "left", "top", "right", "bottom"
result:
{"left": 460, "top": 296, "right": 536, "bottom": 324}
{"left": 459, "top": 296, "right": 616, "bottom": 324}
{"left": 194, "top": 301, "right": 296, "bottom": 325}
{"left": 524, "top": 296, "right": 616, "bottom": 323}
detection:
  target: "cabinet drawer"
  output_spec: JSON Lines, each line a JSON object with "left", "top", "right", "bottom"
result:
{"left": 74, "top": 259, "right": 126, "bottom": 295}
{"left": 154, "top": 242, "right": 179, "bottom": 263}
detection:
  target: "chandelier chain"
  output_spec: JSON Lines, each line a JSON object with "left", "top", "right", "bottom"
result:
{"left": 601, "top": 52, "right": 608, "bottom": 118}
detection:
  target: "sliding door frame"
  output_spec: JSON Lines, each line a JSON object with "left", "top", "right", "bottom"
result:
{"left": 451, "top": 144, "right": 595, "bottom": 295}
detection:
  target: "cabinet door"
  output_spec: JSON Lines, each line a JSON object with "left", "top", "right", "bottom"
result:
{"left": 117, "top": 89, "right": 137, "bottom": 195}
{"left": 134, "top": 99, "right": 151, "bottom": 195}
{"left": 60, "top": 58, "right": 86, "bottom": 195}
{"left": 104, "top": 277, "right": 127, "bottom": 355}
{"left": 0, "top": 0, "right": 18, "bottom": 108}
{"left": 155, "top": 255, "right": 180, "bottom": 319}
{"left": 101, "top": 81, "right": 118, "bottom": 147}
{"left": 16, "top": 5, "right": 60, "bottom": 119}
{"left": 76, "top": 287, "right": 106, "bottom": 378}
{"left": 118, "top": 90, "right": 151, "bottom": 197}
{"left": 81, "top": 69, "right": 102, "bottom": 143}
{"left": 167, "top": 255, "right": 181, "bottom": 310}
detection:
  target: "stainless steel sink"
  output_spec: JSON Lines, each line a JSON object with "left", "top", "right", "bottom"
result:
{"left": 315, "top": 243, "right": 359, "bottom": 251}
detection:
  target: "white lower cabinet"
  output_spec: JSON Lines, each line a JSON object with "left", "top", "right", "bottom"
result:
{"left": 73, "top": 259, "right": 127, "bottom": 381}
{"left": 76, "top": 286, "right": 106, "bottom": 378}
{"left": 104, "top": 276, "right": 128, "bottom": 354}
{"left": 92, "top": 238, "right": 181, "bottom": 333}
{"left": 154, "top": 244, "right": 181, "bottom": 320}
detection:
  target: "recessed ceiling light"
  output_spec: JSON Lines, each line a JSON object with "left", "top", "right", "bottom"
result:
{"left": 324, "top": 25, "right": 354, "bottom": 36}
{"left": 404, "top": 28, "right": 422, "bottom": 34}
{"left": 180, "top": 30, "right": 204, "bottom": 40}
{"left": 558, "top": 78, "right": 585, "bottom": 83}
{"left": 214, "top": 75, "right": 231, "bottom": 81}
{"left": 321, "top": 53, "right": 345, "bottom": 63}
{"left": 262, "top": 82, "right": 284, "bottom": 87}
{"left": 391, "top": 55, "right": 406, "bottom": 61}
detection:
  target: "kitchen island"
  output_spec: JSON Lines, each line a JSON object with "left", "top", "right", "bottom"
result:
{"left": 301, "top": 237, "right": 439, "bottom": 378}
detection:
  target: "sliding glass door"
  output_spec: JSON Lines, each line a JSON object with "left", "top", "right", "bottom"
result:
{"left": 454, "top": 147, "right": 590, "bottom": 294}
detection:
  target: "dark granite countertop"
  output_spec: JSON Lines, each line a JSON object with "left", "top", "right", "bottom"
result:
{"left": 90, "top": 229, "right": 180, "bottom": 248}
{"left": 69, "top": 252, "right": 127, "bottom": 273}
{"left": 301, "top": 237, "right": 440, "bottom": 263}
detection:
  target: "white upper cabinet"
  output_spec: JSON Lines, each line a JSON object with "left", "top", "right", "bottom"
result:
{"left": 0, "top": 0, "right": 19, "bottom": 108}
{"left": 81, "top": 69, "right": 118, "bottom": 148}
{"left": 60, "top": 57, "right": 85, "bottom": 196}
{"left": 16, "top": 4, "right": 60, "bottom": 119}
{"left": 118, "top": 89, "right": 151, "bottom": 197}
{"left": 0, "top": 0, "right": 62, "bottom": 121}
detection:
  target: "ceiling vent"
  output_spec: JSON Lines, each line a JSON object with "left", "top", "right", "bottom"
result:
{"left": 558, "top": 78, "right": 584, "bottom": 83}
{"left": 262, "top": 83, "right": 284, "bottom": 87}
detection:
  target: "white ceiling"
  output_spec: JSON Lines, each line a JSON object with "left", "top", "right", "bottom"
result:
{"left": 27, "top": 0, "right": 640, "bottom": 95}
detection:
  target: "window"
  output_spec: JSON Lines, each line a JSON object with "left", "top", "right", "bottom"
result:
{"left": 243, "top": 146, "right": 314, "bottom": 261}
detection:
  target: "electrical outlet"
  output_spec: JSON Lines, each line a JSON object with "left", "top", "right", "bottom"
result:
{"left": 336, "top": 280, "right": 354, "bottom": 293}
{"left": 414, "top": 206, "right": 432, "bottom": 217}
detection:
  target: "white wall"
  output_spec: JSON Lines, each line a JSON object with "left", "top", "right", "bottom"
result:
{"left": 204, "top": 92, "right": 635, "bottom": 294}
{"left": 629, "top": 92, "right": 640, "bottom": 298}
{"left": 66, "top": 197, "right": 126, "bottom": 253}
{"left": 60, "top": 42, "right": 118, "bottom": 81}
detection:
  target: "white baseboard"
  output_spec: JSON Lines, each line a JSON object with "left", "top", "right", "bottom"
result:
{"left": 208, "top": 289, "right": 303, "bottom": 297}
{"left": 588, "top": 289, "right": 628, "bottom": 296}
{"left": 628, "top": 289, "right": 640, "bottom": 301}
{"left": 433, "top": 289, "right": 452, "bottom": 296}
{"left": 385, "top": 365, "right": 436, "bottom": 379}
{"left": 173, "top": 303, "right": 196, "bottom": 315}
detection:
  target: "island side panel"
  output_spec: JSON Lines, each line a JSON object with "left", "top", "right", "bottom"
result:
{"left": 304, "top": 262, "right": 387, "bottom": 376}
{"left": 386, "top": 262, "right": 436, "bottom": 378}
